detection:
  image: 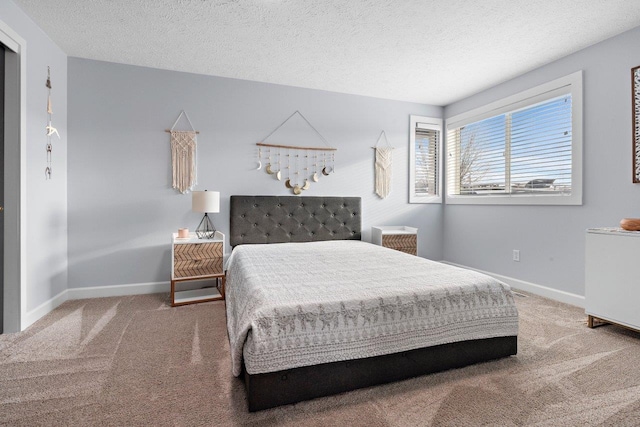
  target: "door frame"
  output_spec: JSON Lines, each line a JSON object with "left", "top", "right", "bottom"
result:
{"left": 0, "top": 19, "right": 27, "bottom": 333}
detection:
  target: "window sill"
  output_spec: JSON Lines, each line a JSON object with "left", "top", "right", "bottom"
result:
{"left": 445, "top": 193, "right": 582, "bottom": 206}
{"left": 410, "top": 195, "right": 443, "bottom": 204}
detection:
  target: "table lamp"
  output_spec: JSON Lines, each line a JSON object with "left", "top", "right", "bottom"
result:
{"left": 192, "top": 190, "right": 220, "bottom": 239}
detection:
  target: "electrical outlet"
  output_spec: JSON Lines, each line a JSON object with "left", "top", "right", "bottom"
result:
{"left": 513, "top": 249, "right": 520, "bottom": 262}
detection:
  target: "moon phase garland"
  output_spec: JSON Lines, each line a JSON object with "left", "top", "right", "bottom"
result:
{"left": 256, "top": 111, "right": 336, "bottom": 194}
{"left": 255, "top": 147, "right": 262, "bottom": 170}
{"left": 45, "top": 66, "right": 60, "bottom": 180}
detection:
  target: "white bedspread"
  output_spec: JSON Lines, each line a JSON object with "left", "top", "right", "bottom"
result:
{"left": 226, "top": 240, "right": 518, "bottom": 376}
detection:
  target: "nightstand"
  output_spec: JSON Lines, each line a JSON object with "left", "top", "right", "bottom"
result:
{"left": 371, "top": 226, "right": 418, "bottom": 255}
{"left": 171, "top": 231, "right": 225, "bottom": 306}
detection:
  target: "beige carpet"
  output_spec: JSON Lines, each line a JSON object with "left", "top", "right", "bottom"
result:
{"left": 1, "top": 291, "right": 639, "bottom": 426}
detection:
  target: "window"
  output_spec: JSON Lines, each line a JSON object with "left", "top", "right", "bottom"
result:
{"left": 446, "top": 71, "right": 582, "bottom": 205}
{"left": 409, "top": 116, "right": 442, "bottom": 203}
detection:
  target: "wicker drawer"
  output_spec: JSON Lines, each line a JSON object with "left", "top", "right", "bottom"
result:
{"left": 394, "top": 247, "right": 417, "bottom": 256}
{"left": 174, "top": 257, "right": 223, "bottom": 278}
{"left": 173, "top": 242, "right": 223, "bottom": 278}
{"left": 174, "top": 242, "right": 222, "bottom": 260}
{"left": 382, "top": 234, "right": 417, "bottom": 251}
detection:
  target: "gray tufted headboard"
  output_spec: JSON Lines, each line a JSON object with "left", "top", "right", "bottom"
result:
{"left": 230, "top": 196, "right": 361, "bottom": 247}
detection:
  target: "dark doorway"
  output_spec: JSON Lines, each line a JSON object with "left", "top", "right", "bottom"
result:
{"left": 0, "top": 43, "right": 5, "bottom": 333}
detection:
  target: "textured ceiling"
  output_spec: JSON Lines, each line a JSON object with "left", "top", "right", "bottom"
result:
{"left": 14, "top": 0, "right": 640, "bottom": 105}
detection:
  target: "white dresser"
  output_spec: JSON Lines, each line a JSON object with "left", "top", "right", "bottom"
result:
{"left": 585, "top": 228, "right": 640, "bottom": 331}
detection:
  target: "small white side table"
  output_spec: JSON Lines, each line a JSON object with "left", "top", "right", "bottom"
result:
{"left": 171, "top": 231, "right": 225, "bottom": 306}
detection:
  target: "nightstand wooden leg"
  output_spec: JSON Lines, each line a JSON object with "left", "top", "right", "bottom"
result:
{"left": 171, "top": 280, "right": 176, "bottom": 307}
{"left": 220, "top": 275, "right": 226, "bottom": 299}
{"left": 587, "top": 315, "right": 594, "bottom": 328}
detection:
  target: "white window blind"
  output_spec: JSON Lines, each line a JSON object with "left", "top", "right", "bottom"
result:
{"left": 414, "top": 126, "right": 439, "bottom": 196}
{"left": 511, "top": 95, "right": 572, "bottom": 193}
{"left": 409, "top": 116, "right": 442, "bottom": 203}
{"left": 451, "top": 114, "right": 506, "bottom": 195}
{"left": 445, "top": 71, "right": 582, "bottom": 205}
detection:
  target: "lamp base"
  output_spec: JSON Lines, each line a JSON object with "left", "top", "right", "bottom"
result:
{"left": 196, "top": 213, "right": 217, "bottom": 239}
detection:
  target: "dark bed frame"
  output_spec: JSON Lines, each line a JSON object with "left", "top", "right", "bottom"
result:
{"left": 229, "top": 195, "right": 517, "bottom": 412}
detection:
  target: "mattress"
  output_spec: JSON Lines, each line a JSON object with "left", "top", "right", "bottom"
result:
{"left": 226, "top": 240, "right": 518, "bottom": 376}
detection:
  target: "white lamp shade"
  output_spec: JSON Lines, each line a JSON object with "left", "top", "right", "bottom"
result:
{"left": 192, "top": 191, "right": 220, "bottom": 213}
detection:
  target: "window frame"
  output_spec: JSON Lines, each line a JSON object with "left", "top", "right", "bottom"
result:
{"left": 409, "top": 115, "right": 443, "bottom": 204}
{"left": 445, "top": 71, "right": 583, "bottom": 206}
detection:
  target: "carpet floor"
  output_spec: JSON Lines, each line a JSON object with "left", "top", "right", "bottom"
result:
{"left": 1, "top": 291, "right": 639, "bottom": 426}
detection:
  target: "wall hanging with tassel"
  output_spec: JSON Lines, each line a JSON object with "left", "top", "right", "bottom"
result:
{"left": 372, "top": 130, "right": 394, "bottom": 198}
{"left": 166, "top": 110, "right": 199, "bottom": 194}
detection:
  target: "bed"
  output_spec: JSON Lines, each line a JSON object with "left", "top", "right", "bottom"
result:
{"left": 226, "top": 195, "right": 518, "bottom": 411}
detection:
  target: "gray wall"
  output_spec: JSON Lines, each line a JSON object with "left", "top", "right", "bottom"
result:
{"left": 1, "top": 1, "right": 68, "bottom": 315}
{"left": 443, "top": 25, "right": 640, "bottom": 296}
{"left": 67, "top": 58, "right": 442, "bottom": 289}
{"left": 43, "top": 5, "right": 640, "bottom": 300}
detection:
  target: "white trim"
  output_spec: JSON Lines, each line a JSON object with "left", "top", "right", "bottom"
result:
{"left": 445, "top": 193, "right": 582, "bottom": 206}
{"left": 409, "top": 115, "right": 442, "bottom": 204}
{"left": 21, "top": 281, "right": 172, "bottom": 329}
{"left": 20, "top": 267, "right": 585, "bottom": 328}
{"left": 23, "top": 289, "right": 68, "bottom": 330}
{"left": 441, "top": 261, "right": 585, "bottom": 308}
{"left": 447, "top": 72, "right": 582, "bottom": 128}
{"left": 445, "top": 71, "right": 583, "bottom": 206}
{"left": 0, "top": 18, "right": 27, "bottom": 331}
{"left": 19, "top": 37, "right": 27, "bottom": 332}
{"left": 0, "top": 23, "right": 19, "bottom": 52}
{"left": 67, "top": 281, "right": 170, "bottom": 300}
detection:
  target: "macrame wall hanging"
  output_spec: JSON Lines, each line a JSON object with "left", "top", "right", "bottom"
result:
{"left": 45, "top": 66, "right": 60, "bottom": 180}
{"left": 373, "top": 130, "right": 394, "bottom": 199}
{"left": 166, "top": 111, "right": 199, "bottom": 194}
{"left": 256, "top": 111, "right": 336, "bottom": 195}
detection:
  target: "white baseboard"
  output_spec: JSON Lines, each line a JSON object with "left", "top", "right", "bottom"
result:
{"left": 22, "top": 281, "right": 171, "bottom": 330}
{"left": 24, "top": 265, "right": 584, "bottom": 329}
{"left": 441, "top": 261, "right": 585, "bottom": 308}
{"left": 67, "top": 281, "right": 170, "bottom": 300}
{"left": 23, "top": 289, "right": 69, "bottom": 330}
